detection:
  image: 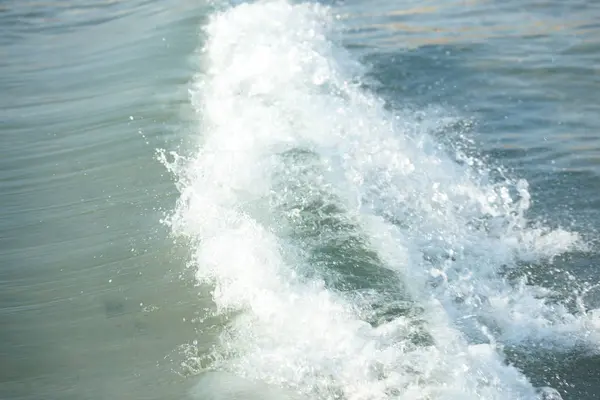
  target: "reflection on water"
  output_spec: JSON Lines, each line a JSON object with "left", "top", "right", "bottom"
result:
{"left": 342, "top": 0, "right": 600, "bottom": 48}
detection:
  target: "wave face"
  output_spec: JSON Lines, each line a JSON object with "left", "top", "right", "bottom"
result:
{"left": 162, "top": 1, "right": 600, "bottom": 399}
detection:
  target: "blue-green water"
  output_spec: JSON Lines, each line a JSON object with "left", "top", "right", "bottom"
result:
{"left": 2, "top": 1, "right": 600, "bottom": 399}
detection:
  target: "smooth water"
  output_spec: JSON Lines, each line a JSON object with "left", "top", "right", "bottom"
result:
{"left": 2, "top": 0, "right": 600, "bottom": 399}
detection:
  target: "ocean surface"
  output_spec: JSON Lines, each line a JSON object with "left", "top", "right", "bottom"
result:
{"left": 2, "top": 0, "right": 600, "bottom": 399}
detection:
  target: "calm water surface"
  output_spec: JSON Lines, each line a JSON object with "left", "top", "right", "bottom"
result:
{"left": 1, "top": 0, "right": 600, "bottom": 399}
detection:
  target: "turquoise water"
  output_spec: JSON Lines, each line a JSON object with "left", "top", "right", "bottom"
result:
{"left": 2, "top": 1, "right": 600, "bottom": 399}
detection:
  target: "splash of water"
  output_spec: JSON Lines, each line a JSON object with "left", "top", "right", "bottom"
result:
{"left": 161, "top": 1, "right": 599, "bottom": 399}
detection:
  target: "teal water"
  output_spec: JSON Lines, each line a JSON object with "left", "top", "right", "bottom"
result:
{"left": 1, "top": 1, "right": 207, "bottom": 398}
{"left": 2, "top": 1, "right": 600, "bottom": 399}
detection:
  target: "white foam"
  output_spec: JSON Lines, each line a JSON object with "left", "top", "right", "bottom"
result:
{"left": 163, "top": 0, "right": 598, "bottom": 398}
{"left": 189, "top": 371, "right": 306, "bottom": 400}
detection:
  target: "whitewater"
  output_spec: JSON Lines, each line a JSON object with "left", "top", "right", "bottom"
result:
{"left": 158, "top": 1, "right": 600, "bottom": 399}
